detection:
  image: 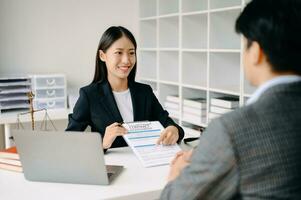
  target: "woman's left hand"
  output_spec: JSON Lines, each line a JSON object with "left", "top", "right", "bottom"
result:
{"left": 157, "top": 125, "right": 179, "bottom": 145}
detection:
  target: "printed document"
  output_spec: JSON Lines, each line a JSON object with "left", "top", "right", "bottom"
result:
{"left": 122, "top": 121, "right": 181, "bottom": 167}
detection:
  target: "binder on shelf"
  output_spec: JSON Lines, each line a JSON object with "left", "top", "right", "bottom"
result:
{"left": 164, "top": 101, "right": 179, "bottom": 110}
{"left": 167, "top": 109, "right": 180, "bottom": 119}
{"left": 210, "top": 106, "right": 234, "bottom": 115}
{"left": 166, "top": 95, "right": 180, "bottom": 103}
{"left": 183, "top": 105, "right": 206, "bottom": 116}
{"left": 183, "top": 98, "right": 206, "bottom": 109}
{"left": 165, "top": 95, "right": 180, "bottom": 119}
{"left": 183, "top": 113, "right": 206, "bottom": 125}
{"left": 208, "top": 112, "right": 221, "bottom": 120}
{"left": 210, "top": 96, "right": 239, "bottom": 109}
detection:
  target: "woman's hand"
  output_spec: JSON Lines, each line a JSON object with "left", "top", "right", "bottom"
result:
{"left": 103, "top": 122, "right": 127, "bottom": 149}
{"left": 157, "top": 125, "right": 179, "bottom": 145}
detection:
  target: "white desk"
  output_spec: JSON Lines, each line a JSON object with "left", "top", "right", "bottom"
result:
{"left": 0, "top": 147, "right": 169, "bottom": 200}
{"left": 0, "top": 109, "right": 70, "bottom": 148}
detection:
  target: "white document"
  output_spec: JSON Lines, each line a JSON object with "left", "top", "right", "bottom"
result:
{"left": 122, "top": 121, "right": 181, "bottom": 168}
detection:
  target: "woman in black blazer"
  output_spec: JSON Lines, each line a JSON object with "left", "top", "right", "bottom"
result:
{"left": 66, "top": 26, "right": 184, "bottom": 151}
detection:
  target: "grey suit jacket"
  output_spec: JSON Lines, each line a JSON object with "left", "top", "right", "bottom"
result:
{"left": 160, "top": 81, "right": 301, "bottom": 199}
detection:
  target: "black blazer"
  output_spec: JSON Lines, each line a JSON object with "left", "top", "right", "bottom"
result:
{"left": 66, "top": 81, "right": 184, "bottom": 149}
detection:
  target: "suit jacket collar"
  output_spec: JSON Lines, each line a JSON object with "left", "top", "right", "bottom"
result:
{"left": 128, "top": 81, "right": 146, "bottom": 121}
{"left": 98, "top": 81, "right": 123, "bottom": 123}
{"left": 247, "top": 76, "right": 301, "bottom": 105}
{"left": 97, "top": 81, "right": 146, "bottom": 123}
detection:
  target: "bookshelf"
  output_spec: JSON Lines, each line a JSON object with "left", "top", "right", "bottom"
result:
{"left": 137, "top": 0, "right": 257, "bottom": 136}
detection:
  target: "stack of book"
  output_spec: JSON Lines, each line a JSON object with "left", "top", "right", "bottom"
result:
{"left": 164, "top": 95, "right": 180, "bottom": 119}
{"left": 182, "top": 97, "right": 207, "bottom": 125}
{"left": 209, "top": 96, "right": 239, "bottom": 121}
{"left": 0, "top": 146, "right": 22, "bottom": 172}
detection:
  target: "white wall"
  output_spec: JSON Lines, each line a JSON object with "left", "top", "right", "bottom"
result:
{"left": 0, "top": 0, "right": 139, "bottom": 91}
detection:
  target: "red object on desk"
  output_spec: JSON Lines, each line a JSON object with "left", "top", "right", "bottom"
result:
{"left": 0, "top": 146, "right": 19, "bottom": 160}
{"left": 0, "top": 146, "right": 22, "bottom": 172}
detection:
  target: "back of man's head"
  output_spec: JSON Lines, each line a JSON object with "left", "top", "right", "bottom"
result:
{"left": 235, "top": 0, "right": 301, "bottom": 75}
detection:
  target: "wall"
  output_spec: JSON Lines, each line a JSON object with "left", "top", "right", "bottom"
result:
{"left": 0, "top": 0, "right": 138, "bottom": 148}
{"left": 0, "top": 0, "right": 139, "bottom": 91}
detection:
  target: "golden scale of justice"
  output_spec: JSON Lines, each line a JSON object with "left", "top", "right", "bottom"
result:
{"left": 9, "top": 91, "right": 57, "bottom": 142}
{"left": 16, "top": 91, "right": 57, "bottom": 131}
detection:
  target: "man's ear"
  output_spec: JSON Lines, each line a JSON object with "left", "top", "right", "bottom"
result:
{"left": 99, "top": 50, "right": 106, "bottom": 62}
{"left": 250, "top": 41, "right": 264, "bottom": 65}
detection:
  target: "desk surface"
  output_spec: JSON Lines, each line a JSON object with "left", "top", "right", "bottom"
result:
{"left": 0, "top": 147, "right": 169, "bottom": 200}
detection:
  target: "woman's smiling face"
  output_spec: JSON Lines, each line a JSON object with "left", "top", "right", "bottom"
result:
{"left": 99, "top": 35, "right": 136, "bottom": 82}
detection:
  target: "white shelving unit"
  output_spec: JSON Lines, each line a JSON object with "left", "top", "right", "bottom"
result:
{"left": 137, "top": 0, "right": 256, "bottom": 136}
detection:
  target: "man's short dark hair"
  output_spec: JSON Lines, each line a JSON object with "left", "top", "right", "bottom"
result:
{"left": 235, "top": 0, "right": 301, "bottom": 75}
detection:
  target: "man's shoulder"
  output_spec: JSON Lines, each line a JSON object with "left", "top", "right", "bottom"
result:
{"left": 218, "top": 82, "right": 300, "bottom": 124}
{"left": 216, "top": 104, "right": 258, "bottom": 131}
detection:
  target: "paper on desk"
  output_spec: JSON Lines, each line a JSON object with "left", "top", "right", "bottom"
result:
{"left": 122, "top": 121, "right": 181, "bottom": 168}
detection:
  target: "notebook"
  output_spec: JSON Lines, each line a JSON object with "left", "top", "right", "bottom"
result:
{"left": 12, "top": 130, "right": 123, "bottom": 185}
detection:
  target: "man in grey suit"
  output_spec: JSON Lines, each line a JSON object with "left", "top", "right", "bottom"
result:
{"left": 160, "top": 0, "right": 301, "bottom": 199}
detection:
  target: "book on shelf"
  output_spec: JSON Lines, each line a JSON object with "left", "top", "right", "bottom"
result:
{"left": 210, "top": 106, "right": 233, "bottom": 115}
{"left": 183, "top": 113, "right": 206, "bottom": 125}
{"left": 167, "top": 108, "right": 180, "bottom": 119}
{"left": 164, "top": 101, "right": 179, "bottom": 110}
{"left": 183, "top": 98, "right": 206, "bottom": 109}
{"left": 210, "top": 96, "right": 239, "bottom": 109}
{"left": 166, "top": 95, "right": 180, "bottom": 103}
{"left": 183, "top": 105, "right": 206, "bottom": 116}
{"left": 208, "top": 112, "right": 221, "bottom": 120}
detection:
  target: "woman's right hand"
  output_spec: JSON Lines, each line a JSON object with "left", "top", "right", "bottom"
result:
{"left": 102, "top": 122, "right": 127, "bottom": 149}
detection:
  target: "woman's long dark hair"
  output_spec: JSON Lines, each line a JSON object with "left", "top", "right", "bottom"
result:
{"left": 92, "top": 26, "right": 137, "bottom": 83}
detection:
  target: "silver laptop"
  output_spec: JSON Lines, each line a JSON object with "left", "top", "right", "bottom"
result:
{"left": 12, "top": 130, "right": 123, "bottom": 185}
